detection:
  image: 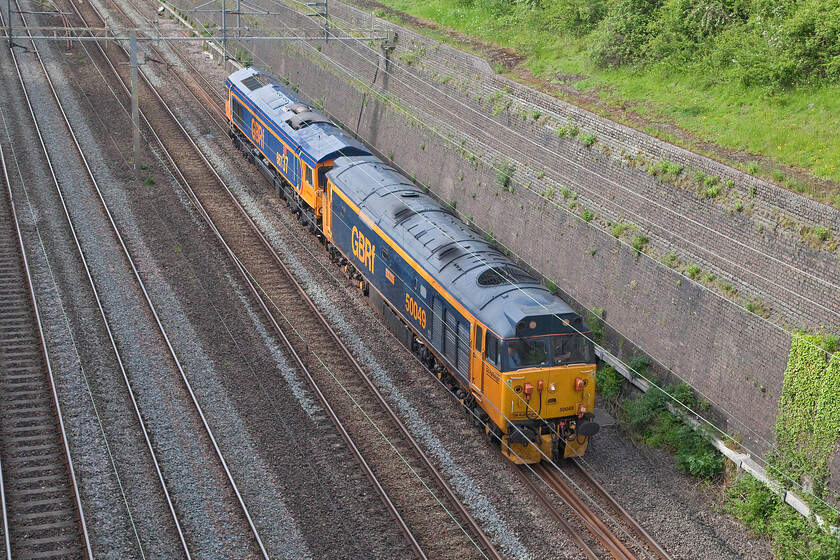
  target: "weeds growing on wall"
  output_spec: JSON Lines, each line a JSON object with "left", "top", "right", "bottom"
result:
{"left": 726, "top": 333, "right": 840, "bottom": 559}
{"left": 773, "top": 334, "right": 840, "bottom": 492}
{"left": 587, "top": 307, "right": 605, "bottom": 343}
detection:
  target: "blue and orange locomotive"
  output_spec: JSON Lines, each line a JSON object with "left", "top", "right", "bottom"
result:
{"left": 226, "top": 67, "right": 600, "bottom": 463}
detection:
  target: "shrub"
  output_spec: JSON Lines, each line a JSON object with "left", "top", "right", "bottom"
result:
{"left": 702, "top": 175, "right": 722, "bottom": 198}
{"left": 623, "top": 383, "right": 723, "bottom": 478}
{"left": 610, "top": 222, "right": 629, "bottom": 238}
{"left": 588, "top": 0, "right": 660, "bottom": 67}
{"left": 542, "top": 0, "right": 608, "bottom": 36}
{"left": 662, "top": 252, "right": 679, "bottom": 268}
{"left": 581, "top": 132, "right": 597, "bottom": 147}
{"left": 581, "top": 208, "right": 594, "bottom": 222}
{"left": 745, "top": 298, "right": 771, "bottom": 318}
{"left": 651, "top": 159, "right": 683, "bottom": 178}
{"left": 495, "top": 160, "right": 515, "bottom": 190}
{"left": 726, "top": 472, "right": 840, "bottom": 557}
{"left": 597, "top": 365, "right": 623, "bottom": 401}
{"left": 631, "top": 233, "right": 648, "bottom": 255}
{"left": 686, "top": 264, "right": 701, "bottom": 279}
{"left": 814, "top": 225, "right": 830, "bottom": 242}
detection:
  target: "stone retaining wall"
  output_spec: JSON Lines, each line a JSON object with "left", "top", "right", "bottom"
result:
{"left": 173, "top": 0, "right": 840, "bottom": 490}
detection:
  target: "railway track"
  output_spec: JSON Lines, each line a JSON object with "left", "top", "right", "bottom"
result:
{"left": 58, "top": 0, "right": 507, "bottom": 556}
{"left": 0, "top": 154, "right": 89, "bottom": 560}
{"left": 0, "top": 22, "right": 92, "bottom": 560}
{"left": 570, "top": 459, "right": 672, "bottom": 560}
{"left": 6, "top": 3, "right": 275, "bottom": 556}
{"left": 522, "top": 461, "right": 673, "bottom": 560}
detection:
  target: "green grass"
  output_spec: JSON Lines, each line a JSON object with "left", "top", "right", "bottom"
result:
{"left": 367, "top": 0, "right": 840, "bottom": 207}
{"left": 622, "top": 382, "right": 724, "bottom": 478}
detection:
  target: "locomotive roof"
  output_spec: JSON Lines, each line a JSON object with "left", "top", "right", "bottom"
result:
{"left": 226, "top": 67, "right": 370, "bottom": 166}
{"left": 328, "top": 157, "right": 582, "bottom": 339}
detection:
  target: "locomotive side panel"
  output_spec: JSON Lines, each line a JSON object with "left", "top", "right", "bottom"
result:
{"left": 329, "top": 185, "right": 431, "bottom": 340}
{"left": 228, "top": 88, "right": 302, "bottom": 190}
{"left": 328, "top": 185, "right": 472, "bottom": 387}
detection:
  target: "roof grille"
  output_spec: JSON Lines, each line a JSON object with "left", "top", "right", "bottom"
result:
{"left": 477, "top": 266, "right": 535, "bottom": 287}
{"left": 241, "top": 75, "right": 264, "bottom": 91}
{"left": 393, "top": 207, "right": 416, "bottom": 223}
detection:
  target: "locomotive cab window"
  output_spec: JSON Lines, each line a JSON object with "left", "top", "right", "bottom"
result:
{"left": 551, "top": 334, "right": 593, "bottom": 365}
{"left": 475, "top": 326, "right": 483, "bottom": 352}
{"left": 304, "top": 163, "right": 313, "bottom": 186}
{"left": 504, "top": 338, "right": 547, "bottom": 371}
{"left": 485, "top": 333, "right": 501, "bottom": 369}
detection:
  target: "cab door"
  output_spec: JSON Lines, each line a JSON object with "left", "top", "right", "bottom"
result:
{"left": 323, "top": 182, "right": 333, "bottom": 240}
{"left": 470, "top": 324, "right": 485, "bottom": 401}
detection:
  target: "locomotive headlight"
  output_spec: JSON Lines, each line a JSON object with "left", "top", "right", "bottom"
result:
{"left": 548, "top": 383, "right": 557, "bottom": 393}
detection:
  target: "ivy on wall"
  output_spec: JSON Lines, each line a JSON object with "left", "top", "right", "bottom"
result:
{"left": 773, "top": 334, "right": 840, "bottom": 493}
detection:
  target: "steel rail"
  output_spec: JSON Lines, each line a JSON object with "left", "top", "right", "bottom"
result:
{"left": 572, "top": 460, "right": 673, "bottom": 560}
{"left": 1, "top": 7, "right": 94, "bottom": 558}
{"left": 0, "top": 107, "right": 16, "bottom": 560}
{"left": 36, "top": 1, "right": 273, "bottom": 556}
{"left": 90, "top": 1, "right": 500, "bottom": 555}
{"left": 514, "top": 463, "right": 599, "bottom": 560}
{"left": 535, "top": 462, "right": 637, "bottom": 560}
{"left": 7, "top": 3, "right": 196, "bottom": 557}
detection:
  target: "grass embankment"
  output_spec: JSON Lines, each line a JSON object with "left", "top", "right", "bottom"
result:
{"left": 366, "top": 0, "right": 840, "bottom": 208}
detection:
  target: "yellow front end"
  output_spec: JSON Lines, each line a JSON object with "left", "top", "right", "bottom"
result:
{"left": 498, "top": 364, "right": 596, "bottom": 464}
